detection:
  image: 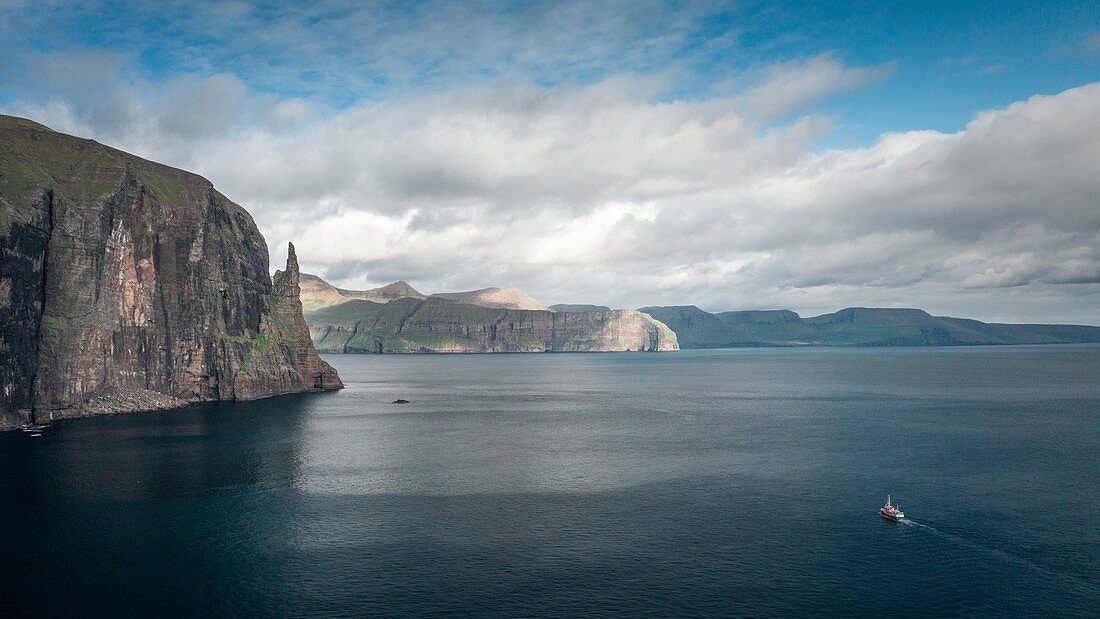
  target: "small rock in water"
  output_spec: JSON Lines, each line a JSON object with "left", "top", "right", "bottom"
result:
{"left": 392, "top": 399, "right": 410, "bottom": 404}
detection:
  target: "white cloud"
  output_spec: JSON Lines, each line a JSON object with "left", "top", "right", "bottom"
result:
{"left": 730, "top": 53, "right": 896, "bottom": 119}
{"left": 4, "top": 52, "right": 1100, "bottom": 324}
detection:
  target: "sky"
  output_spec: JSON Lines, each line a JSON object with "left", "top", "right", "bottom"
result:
{"left": 2, "top": 0, "right": 1099, "bottom": 324}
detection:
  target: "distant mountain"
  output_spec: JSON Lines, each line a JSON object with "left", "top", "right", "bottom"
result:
{"left": 549, "top": 304, "right": 612, "bottom": 313}
{"left": 633, "top": 306, "right": 765, "bottom": 347}
{"left": 638, "top": 306, "right": 1100, "bottom": 347}
{"left": 299, "top": 274, "right": 425, "bottom": 312}
{"left": 300, "top": 276, "right": 549, "bottom": 312}
{"left": 432, "top": 287, "right": 550, "bottom": 311}
{"left": 340, "top": 280, "right": 424, "bottom": 302}
{"left": 301, "top": 275, "right": 677, "bottom": 353}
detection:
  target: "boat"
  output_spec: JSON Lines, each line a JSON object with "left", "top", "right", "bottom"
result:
{"left": 880, "top": 495, "right": 904, "bottom": 520}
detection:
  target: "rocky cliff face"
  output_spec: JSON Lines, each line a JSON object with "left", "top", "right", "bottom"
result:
{"left": 208, "top": 243, "right": 343, "bottom": 401}
{"left": 0, "top": 115, "right": 340, "bottom": 429}
{"left": 548, "top": 304, "right": 612, "bottom": 313}
{"left": 306, "top": 295, "right": 678, "bottom": 353}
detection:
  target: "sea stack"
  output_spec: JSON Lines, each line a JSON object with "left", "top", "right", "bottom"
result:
{"left": 0, "top": 115, "right": 341, "bottom": 429}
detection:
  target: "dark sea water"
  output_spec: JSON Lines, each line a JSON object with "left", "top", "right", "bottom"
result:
{"left": 2, "top": 346, "right": 1099, "bottom": 617}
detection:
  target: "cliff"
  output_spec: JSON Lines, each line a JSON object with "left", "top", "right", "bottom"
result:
{"left": 633, "top": 306, "right": 765, "bottom": 348}
{"left": 299, "top": 274, "right": 676, "bottom": 352}
{"left": 639, "top": 305, "right": 1100, "bottom": 348}
{"left": 222, "top": 243, "right": 343, "bottom": 400}
{"left": 549, "top": 304, "right": 612, "bottom": 313}
{"left": 0, "top": 115, "right": 340, "bottom": 429}
{"left": 304, "top": 290, "right": 678, "bottom": 353}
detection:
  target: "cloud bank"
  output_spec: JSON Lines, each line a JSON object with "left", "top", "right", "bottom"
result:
{"left": 2, "top": 3, "right": 1098, "bottom": 324}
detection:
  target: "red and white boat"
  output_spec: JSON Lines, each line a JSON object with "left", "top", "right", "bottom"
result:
{"left": 880, "top": 495, "right": 904, "bottom": 521}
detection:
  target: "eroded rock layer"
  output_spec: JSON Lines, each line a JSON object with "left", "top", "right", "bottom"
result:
{"left": 307, "top": 296, "right": 679, "bottom": 353}
{"left": 0, "top": 115, "right": 340, "bottom": 429}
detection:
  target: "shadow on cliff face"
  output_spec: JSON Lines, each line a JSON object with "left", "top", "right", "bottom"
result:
{"left": 0, "top": 116, "right": 342, "bottom": 429}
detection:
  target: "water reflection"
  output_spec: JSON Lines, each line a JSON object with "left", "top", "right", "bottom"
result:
{"left": 1, "top": 347, "right": 1098, "bottom": 616}
{"left": 0, "top": 392, "right": 330, "bottom": 505}
{"left": 290, "top": 353, "right": 798, "bottom": 497}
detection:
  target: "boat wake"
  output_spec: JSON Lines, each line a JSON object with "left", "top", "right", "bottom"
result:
{"left": 901, "top": 518, "right": 1098, "bottom": 596}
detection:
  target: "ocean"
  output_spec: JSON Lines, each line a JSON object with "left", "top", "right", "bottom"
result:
{"left": 2, "top": 346, "right": 1098, "bottom": 616}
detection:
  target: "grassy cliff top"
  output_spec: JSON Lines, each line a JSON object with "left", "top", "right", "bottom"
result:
{"left": 0, "top": 114, "right": 258, "bottom": 237}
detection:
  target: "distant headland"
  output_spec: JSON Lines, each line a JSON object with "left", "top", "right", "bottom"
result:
{"left": 300, "top": 274, "right": 1099, "bottom": 353}
{"left": 299, "top": 275, "right": 678, "bottom": 353}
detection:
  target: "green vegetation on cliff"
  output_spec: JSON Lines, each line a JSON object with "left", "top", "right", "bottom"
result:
{"left": 549, "top": 304, "right": 612, "bottom": 313}
{"left": 0, "top": 114, "right": 340, "bottom": 429}
{"left": 303, "top": 277, "right": 678, "bottom": 353}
